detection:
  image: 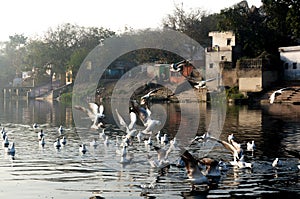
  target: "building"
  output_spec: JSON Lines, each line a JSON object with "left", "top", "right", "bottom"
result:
{"left": 206, "top": 31, "right": 279, "bottom": 95}
{"left": 279, "top": 46, "right": 300, "bottom": 80}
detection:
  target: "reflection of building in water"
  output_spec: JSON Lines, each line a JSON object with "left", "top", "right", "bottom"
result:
{"left": 238, "top": 106, "right": 262, "bottom": 127}
{"left": 0, "top": 99, "right": 73, "bottom": 127}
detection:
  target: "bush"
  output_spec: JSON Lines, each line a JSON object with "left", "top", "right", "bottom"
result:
{"left": 60, "top": 92, "right": 72, "bottom": 104}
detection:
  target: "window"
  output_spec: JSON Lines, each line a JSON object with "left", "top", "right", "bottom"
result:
{"left": 293, "top": 62, "right": 297, "bottom": 69}
{"left": 209, "top": 63, "right": 214, "bottom": 68}
{"left": 227, "top": 38, "right": 231, "bottom": 46}
{"left": 284, "top": 62, "right": 289, "bottom": 69}
{"left": 221, "top": 55, "right": 226, "bottom": 61}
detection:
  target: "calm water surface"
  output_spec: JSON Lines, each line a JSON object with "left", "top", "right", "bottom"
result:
{"left": 0, "top": 99, "right": 299, "bottom": 199}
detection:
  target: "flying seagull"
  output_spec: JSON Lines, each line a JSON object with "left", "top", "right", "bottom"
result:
{"left": 269, "top": 88, "right": 291, "bottom": 104}
{"left": 169, "top": 60, "right": 186, "bottom": 72}
{"left": 188, "top": 77, "right": 220, "bottom": 89}
{"left": 75, "top": 102, "right": 105, "bottom": 129}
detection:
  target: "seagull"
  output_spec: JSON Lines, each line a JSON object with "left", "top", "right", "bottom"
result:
{"left": 169, "top": 60, "right": 186, "bottom": 72}
{"left": 90, "top": 139, "right": 98, "bottom": 148}
{"left": 38, "top": 130, "right": 44, "bottom": 140}
{"left": 79, "top": 144, "right": 87, "bottom": 154}
{"left": 272, "top": 158, "right": 282, "bottom": 167}
{"left": 58, "top": 125, "right": 64, "bottom": 135}
{"left": 160, "top": 134, "right": 169, "bottom": 145}
{"left": 269, "top": 88, "right": 289, "bottom": 104}
{"left": 198, "top": 158, "right": 221, "bottom": 177}
{"left": 6, "top": 142, "right": 15, "bottom": 157}
{"left": 180, "top": 150, "right": 208, "bottom": 185}
{"left": 2, "top": 136, "right": 9, "bottom": 148}
{"left": 33, "top": 123, "right": 40, "bottom": 132}
{"left": 140, "top": 89, "right": 159, "bottom": 100}
{"left": 54, "top": 138, "right": 61, "bottom": 149}
{"left": 99, "top": 129, "right": 106, "bottom": 140}
{"left": 61, "top": 136, "right": 67, "bottom": 146}
{"left": 208, "top": 137, "right": 251, "bottom": 168}
{"left": 39, "top": 137, "right": 46, "bottom": 147}
{"left": 156, "top": 131, "right": 162, "bottom": 143}
{"left": 115, "top": 108, "right": 137, "bottom": 137}
{"left": 75, "top": 102, "right": 105, "bottom": 129}
{"left": 141, "top": 118, "right": 161, "bottom": 135}
{"left": 246, "top": 140, "right": 256, "bottom": 151}
{"left": 188, "top": 77, "right": 219, "bottom": 89}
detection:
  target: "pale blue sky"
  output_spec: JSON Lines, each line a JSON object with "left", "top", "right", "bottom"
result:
{"left": 0, "top": 0, "right": 262, "bottom": 41}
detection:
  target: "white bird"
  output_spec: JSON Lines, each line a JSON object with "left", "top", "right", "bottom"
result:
{"left": 160, "top": 134, "right": 169, "bottom": 145}
{"left": 61, "top": 136, "right": 67, "bottom": 146}
{"left": 54, "top": 138, "right": 61, "bottom": 149}
{"left": 180, "top": 150, "right": 208, "bottom": 185}
{"left": 144, "top": 136, "right": 152, "bottom": 149}
{"left": 104, "top": 136, "right": 110, "bottom": 146}
{"left": 6, "top": 142, "right": 15, "bottom": 156}
{"left": 190, "top": 77, "right": 219, "bottom": 89}
{"left": 2, "top": 136, "right": 9, "bottom": 148}
{"left": 141, "top": 118, "right": 161, "bottom": 135}
{"left": 58, "top": 125, "right": 64, "bottom": 135}
{"left": 39, "top": 137, "right": 46, "bottom": 147}
{"left": 115, "top": 108, "right": 137, "bottom": 136}
{"left": 75, "top": 102, "right": 105, "bottom": 129}
{"left": 169, "top": 60, "right": 186, "bottom": 72}
{"left": 90, "top": 139, "right": 98, "bottom": 148}
{"left": 79, "top": 144, "right": 87, "bottom": 154}
{"left": 269, "top": 88, "right": 289, "bottom": 104}
{"left": 247, "top": 140, "right": 256, "bottom": 151}
{"left": 208, "top": 137, "right": 249, "bottom": 168}
{"left": 140, "top": 89, "right": 159, "bottom": 100}
{"left": 136, "top": 131, "right": 143, "bottom": 143}
{"left": 272, "top": 158, "right": 282, "bottom": 167}
{"left": 99, "top": 129, "right": 106, "bottom": 140}
{"left": 156, "top": 131, "right": 162, "bottom": 143}
{"left": 33, "top": 123, "right": 41, "bottom": 133}
{"left": 38, "top": 130, "right": 44, "bottom": 140}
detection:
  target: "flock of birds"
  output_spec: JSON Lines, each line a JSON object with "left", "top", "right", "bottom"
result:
{"left": 1, "top": 60, "right": 299, "bottom": 193}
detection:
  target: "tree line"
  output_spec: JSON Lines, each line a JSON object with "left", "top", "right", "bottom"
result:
{"left": 0, "top": 0, "right": 299, "bottom": 86}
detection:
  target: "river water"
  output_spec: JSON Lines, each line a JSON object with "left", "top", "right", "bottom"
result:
{"left": 0, "top": 99, "right": 299, "bottom": 199}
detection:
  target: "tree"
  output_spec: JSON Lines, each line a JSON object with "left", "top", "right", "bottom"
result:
{"left": 162, "top": 4, "right": 220, "bottom": 47}
{"left": 262, "top": 0, "right": 300, "bottom": 42}
{"left": 2, "top": 34, "right": 28, "bottom": 74}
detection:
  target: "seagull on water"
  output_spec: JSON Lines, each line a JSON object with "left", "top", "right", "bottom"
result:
{"left": 246, "top": 140, "right": 256, "bottom": 151}
{"left": 58, "top": 125, "right": 64, "bottom": 135}
{"left": 61, "top": 136, "right": 67, "bottom": 146}
{"left": 79, "top": 144, "right": 87, "bottom": 154}
{"left": 6, "top": 142, "right": 15, "bottom": 157}
{"left": 54, "top": 138, "right": 61, "bottom": 149}
{"left": 272, "top": 158, "right": 283, "bottom": 167}
{"left": 39, "top": 137, "right": 46, "bottom": 147}
{"left": 2, "top": 136, "right": 9, "bottom": 148}
{"left": 208, "top": 136, "right": 251, "bottom": 169}
{"left": 180, "top": 150, "right": 209, "bottom": 185}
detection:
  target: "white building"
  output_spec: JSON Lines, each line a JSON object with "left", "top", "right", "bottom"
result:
{"left": 279, "top": 46, "right": 300, "bottom": 80}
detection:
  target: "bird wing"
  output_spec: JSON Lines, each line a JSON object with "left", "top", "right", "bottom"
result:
{"left": 128, "top": 111, "right": 137, "bottom": 130}
{"left": 99, "top": 104, "right": 104, "bottom": 116}
{"left": 204, "top": 77, "right": 219, "bottom": 83}
{"left": 89, "top": 102, "right": 100, "bottom": 115}
{"left": 74, "top": 105, "right": 95, "bottom": 120}
{"left": 115, "top": 109, "right": 128, "bottom": 129}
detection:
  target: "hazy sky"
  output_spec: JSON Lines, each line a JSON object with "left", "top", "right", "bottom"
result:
{"left": 0, "top": 0, "right": 262, "bottom": 41}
